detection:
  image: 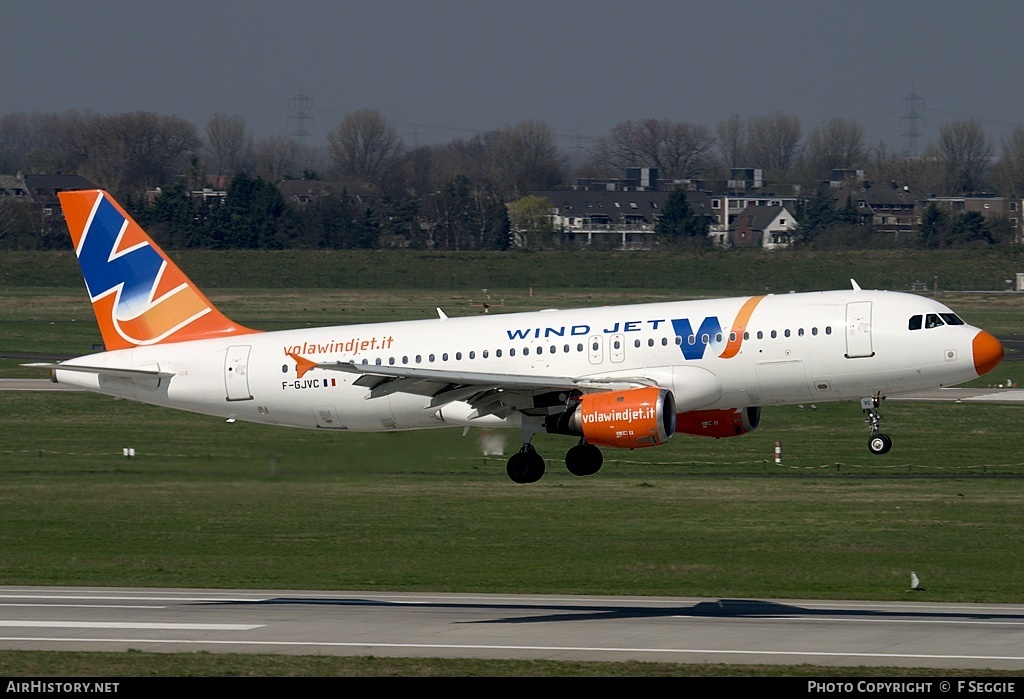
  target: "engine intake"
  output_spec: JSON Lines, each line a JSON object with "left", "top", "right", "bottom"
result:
{"left": 546, "top": 387, "right": 676, "bottom": 449}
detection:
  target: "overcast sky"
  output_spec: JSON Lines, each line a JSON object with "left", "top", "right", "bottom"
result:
{"left": 4, "top": 0, "right": 1023, "bottom": 156}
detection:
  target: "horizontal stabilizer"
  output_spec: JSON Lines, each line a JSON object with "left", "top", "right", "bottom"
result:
{"left": 22, "top": 362, "right": 175, "bottom": 380}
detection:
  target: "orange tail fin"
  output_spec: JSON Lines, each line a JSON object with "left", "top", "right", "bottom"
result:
{"left": 59, "top": 189, "right": 259, "bottom": 350}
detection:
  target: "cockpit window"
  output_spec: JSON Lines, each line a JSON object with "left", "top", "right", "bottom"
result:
{"left": 940, "top": 313, "right": 965, "bottom": 326}
{"left": 909, "top": 315, "right": 922, "bottom": 330}
{"left": 925, "top": 313, "right": 943, "bottom": 328}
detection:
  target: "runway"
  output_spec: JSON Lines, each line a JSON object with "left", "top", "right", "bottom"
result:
{"left": 0, "top": 587, "right": 1022, "bottom": 670}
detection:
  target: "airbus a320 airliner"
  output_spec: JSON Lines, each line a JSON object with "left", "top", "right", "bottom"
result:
{"left": 28, "top": 189, "right": 1004, "bottom": 483}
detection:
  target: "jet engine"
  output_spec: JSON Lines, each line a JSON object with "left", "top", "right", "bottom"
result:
{"left": 546, "top": 387, "right": 676, "bottom": 449}
{"left": 676, "top": 407, "right": 760, "bottom": 438}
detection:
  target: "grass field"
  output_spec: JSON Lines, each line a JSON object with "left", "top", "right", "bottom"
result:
{"left": 2, "top": 253, "right": 1023, "bottom": 675}
{"left": 3, "top": 389, "right": 1023, "bottom": 598}
{"left": 5, "top": 246, "right": 1024, "bottom": 292}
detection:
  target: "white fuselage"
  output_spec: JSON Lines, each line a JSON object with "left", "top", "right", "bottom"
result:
{"left": 53, "top": 289, "right": 989, "bottom": 434}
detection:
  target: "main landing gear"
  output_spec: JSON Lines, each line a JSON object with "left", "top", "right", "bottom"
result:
{"left": 506, "top": 443, "right": 546, "bottom": 484}
{"left": 565, "top": 439, "right": 603, "bottom": 476}
{"left": 506, "top": 440, "right": 604, "bottom": 483}
{"left": 505, "top": 418, "right": 604, "bottom": 484}
{"left": 861, "top": 395, "right": 892, "bottom": 455}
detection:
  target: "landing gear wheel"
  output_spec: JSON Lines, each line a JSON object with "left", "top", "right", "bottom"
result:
{"left": 506, "top": 444, "right": 546, "bottom": 484}
{"left": 868, "top": 433, "right": 892, "bottom": 455}
{"left": 565, "top": 441, "right": 603, "bottom": 476}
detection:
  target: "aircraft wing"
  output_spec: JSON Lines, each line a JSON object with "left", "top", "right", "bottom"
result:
{"left": 292, "top": 354, "right": 657, "bottom": 416}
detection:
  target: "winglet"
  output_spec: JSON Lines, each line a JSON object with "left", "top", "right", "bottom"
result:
{"left": 287, "top": 352, "right": 318, "bottom": 379}
{"left": 59, "top": 189, "right": 259, "bottom": 350}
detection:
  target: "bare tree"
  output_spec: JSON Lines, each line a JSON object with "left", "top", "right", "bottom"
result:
{"left": 432, "top": 135, "right": 493, "bottom": 187}
{"left": 254, "top": 135, "right": 301, "bottom": 182}
{"left": 867, "top": 141, "right": 944, "bottom": 197}
{"left": 0, "top": 111, "right": 89, "bottom": 174}
{"left": 64, "top": 112, "right": 200, "bottom": 200}
{"left": 488, "top": 121, "right": 565, "bottom": 196}
{"left": 931, "top": 119, "right": 992, "bottom": 194}
{"left": 327, "top": 109, "right": 403, "bottom": 181}
{"left": 716, "top": 114, "right": 748, "bottom": 171}
{"left": 591, "top": 119, "right": 716, "bottom": 180}
{"left": 205, "top": 113, "right": 253, "bottom": 177}
{"left": 747, "top": 112, "right": 802, "bottom": 176}
{"left": 805, "top": 118, "right": 865, "bottom": 179}
{"left": 658, "top": 121, "right": 717, "bottom": 180}
{"left": 989, "top": 124, "right": 1024, "bottom": 196}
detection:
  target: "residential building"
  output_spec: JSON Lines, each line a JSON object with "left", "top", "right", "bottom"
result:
{"left": 832, "top": 183, "right": 918, "bottom": 240}
{"left": 730, "top": 205, "right": 798, "bottom": 249}
{"left": 924, "top": 195, "right": 1023, "bottom": 244}
{"left": 706, "top": 193, "right": 802, "bottom": 246}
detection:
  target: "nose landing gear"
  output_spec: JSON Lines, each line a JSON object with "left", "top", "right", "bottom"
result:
{"left": 862, "top": 395, "right": 892, "bottom": 455}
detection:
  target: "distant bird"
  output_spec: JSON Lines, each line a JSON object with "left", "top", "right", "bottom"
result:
{"left": 909, "top": 572, "right": 924, "bottom": 591}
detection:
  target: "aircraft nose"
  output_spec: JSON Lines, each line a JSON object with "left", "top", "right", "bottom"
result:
{"left": 973, "top": 330, "right": 1004, "bottom": 377}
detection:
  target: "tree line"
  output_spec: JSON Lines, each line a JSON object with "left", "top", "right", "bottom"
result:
{"left": 2, "top": 108, "right": 1023, "bottom": 251}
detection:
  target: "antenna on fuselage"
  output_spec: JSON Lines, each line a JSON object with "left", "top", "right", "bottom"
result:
{"left": 851, "top": 279, "right": 862, "bottom": 291}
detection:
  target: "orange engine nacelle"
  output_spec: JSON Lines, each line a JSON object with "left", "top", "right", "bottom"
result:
{"left": 675, "top": 407, "right": 760, "bottom": 438}
{"left": 546, "top": 387, "right": 676, "bottom": 449}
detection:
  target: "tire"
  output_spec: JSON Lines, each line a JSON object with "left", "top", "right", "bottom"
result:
{"left": 868, "top": 434, "right": 892, "bottom": 455}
